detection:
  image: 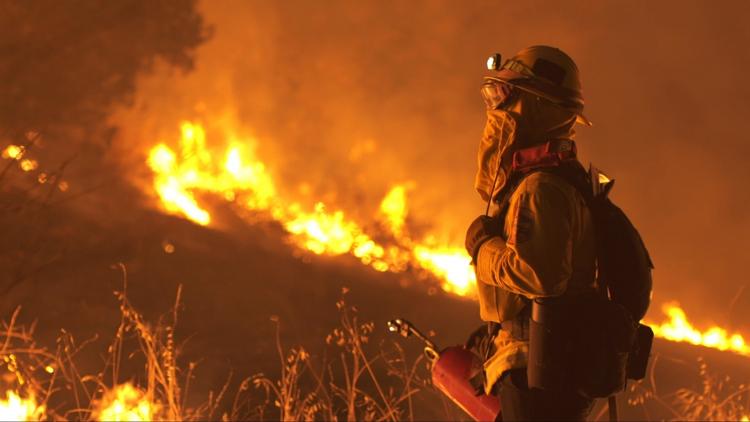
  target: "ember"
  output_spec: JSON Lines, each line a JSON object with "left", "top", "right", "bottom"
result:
{"left": 2, "top": 145, "right": 23, "bottom": 160}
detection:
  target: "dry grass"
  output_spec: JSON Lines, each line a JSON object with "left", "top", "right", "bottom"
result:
{"left": 235, "top": 287, "right": 430, "bottom": 421}
{"left": 607, "top": 353, "right": 750, "bottom": 421}
{"left": 0, "top": 306, "right": 58, "bottom": 419}
{"left": 5, "top": 267, "right": 748, "bottom": 421}
{"left": 0, "top": 271, "right": 434, "bottom": 421}
{"left": 0, "top": 261, "right": 222, "bottom": 420}
{"left": 671, "top": 358, "right": 750, "bottom": 421}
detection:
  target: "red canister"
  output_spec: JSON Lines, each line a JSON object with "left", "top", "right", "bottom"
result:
{"left": 431, "top": 346, "right": 502, "bottom": 421}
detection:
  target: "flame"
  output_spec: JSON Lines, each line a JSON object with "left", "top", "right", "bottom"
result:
{"left": 0, "top": 391, "right": 44, "bottom": 421}
{"left": 147, "top": 121, "right": 475, "bottom": 295}
{"left": 94, "top": 383, "right": 156, "bottom": 422}
{"left": 413, "top": 245, "right": 474, "bottom": 296}
{"left": 647, "top": 302, "right": 750, "bottom": 356}
{"left": 147, "top": 123, "right": 279, "bottom": 226}
{"left": 378, "top": 183, "right": 411, "bottom": 237}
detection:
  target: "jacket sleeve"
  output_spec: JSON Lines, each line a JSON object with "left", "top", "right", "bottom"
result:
{"left": 475, "top": 176, "right": 574, "bottom": 298}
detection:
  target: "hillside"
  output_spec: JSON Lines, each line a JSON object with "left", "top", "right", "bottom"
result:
{"left": 2, "top": 191, "right": 748, "bottom": 420}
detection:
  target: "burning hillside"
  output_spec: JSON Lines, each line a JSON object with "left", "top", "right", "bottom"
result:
{"left": 3, "top": 0, "right": 750, "bottom": 420}
{"left": 5, "top": 114, "right": 750, "bottom": 360}
{"left": 136, "top": 118, "right": 750, "bottom": 359}
{"left": 2, "top": 130, "right": 750, "bottom": 420}
{"left": 145, "top": 119, "right": 475, "bottom": 296}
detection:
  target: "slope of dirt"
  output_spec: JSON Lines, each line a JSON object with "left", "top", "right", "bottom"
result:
{"left": 1, "top": 193, "right": 479, "bottom": 418}
{"left": 1, "top": 193, "right": 748, "bottom": 420}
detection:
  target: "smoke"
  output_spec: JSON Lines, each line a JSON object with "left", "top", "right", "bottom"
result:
{"left": 111, "top": 0, "right": 750, "bottom": 325}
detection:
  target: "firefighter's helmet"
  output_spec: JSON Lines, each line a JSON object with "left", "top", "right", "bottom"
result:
{"left": 486, "top": 45, "right": 591, "bottom": 126}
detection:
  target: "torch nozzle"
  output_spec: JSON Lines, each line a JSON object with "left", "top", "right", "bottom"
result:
{"left": 387, "top": 318, "right": 411, "bottom": 337}
{"left": 386, "top": 318, "right": 438, "bottom": 351}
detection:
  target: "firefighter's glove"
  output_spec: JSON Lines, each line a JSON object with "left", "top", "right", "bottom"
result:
{"left": 464, "top": 323, "right": 500, "bottom": 354}
{"left": 465, "top": 215, "right": 503, "bottom": 264}
{"left": 464, "top": 324, "right": 490, "bottom": 350}
{"left": 465, "top": 323, "right": 500, "bottom": 396}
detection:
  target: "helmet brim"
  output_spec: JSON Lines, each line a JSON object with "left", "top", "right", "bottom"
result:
{"left": 575, "top": 113, "right": 593, "bottom": 127}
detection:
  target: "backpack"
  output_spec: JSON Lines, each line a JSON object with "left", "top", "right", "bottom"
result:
{"left": 506, "top": 140, "right": 654, "bottom": 322}
{"left": 506, "top": 140, "right": 655, "bottom": 397}
{"left": 533, "top": 162, "right": 655, "bottom": 396}
{"left": 547, "top": 163, "right": 654, "bottom": 322}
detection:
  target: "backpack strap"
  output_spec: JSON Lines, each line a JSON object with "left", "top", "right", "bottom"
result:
{"left": 532, "top": 161, "right": 594, "bottom": 206}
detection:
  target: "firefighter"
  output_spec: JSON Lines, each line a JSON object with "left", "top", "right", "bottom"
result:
{"left": 465, "top": 45, "right": 597, "bottom": 421}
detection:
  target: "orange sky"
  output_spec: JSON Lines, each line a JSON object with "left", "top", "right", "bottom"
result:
{"left": 113, "top": 0, "right": 750, "bottom": 330}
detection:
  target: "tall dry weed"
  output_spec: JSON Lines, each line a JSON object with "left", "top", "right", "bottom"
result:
{"left": 606, "top": 353, "right": 750, "bottom": 421}
{"left": 672, "top": 358, "right": 749, "bottom": 421}
{"left": 9, "top": 273, "right": 747, "bottom": 421}
{"left": 0, "top": 306, "right": 58, "bottom": 419}
{"left": 243, "top": 287, "right": 430, "bottom": 421}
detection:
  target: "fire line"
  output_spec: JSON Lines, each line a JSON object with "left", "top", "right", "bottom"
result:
{"left": 143, "top": 121, "right": 749, "bottom": 358}
{"left": 146, "top": 121, "right": 474, "bottom": 295}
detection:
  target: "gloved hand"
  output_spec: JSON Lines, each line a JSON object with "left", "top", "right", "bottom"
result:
{"left": 464, "top": 324, "right": 489, "bottom": 350}
{"left": 465, "top": 323, "right": 501, "bottom": 396}
{"left": 465, "top": 215, "right": 503, "bottom": 264}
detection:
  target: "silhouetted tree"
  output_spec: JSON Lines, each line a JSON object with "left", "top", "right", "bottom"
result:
{"left": 0, "top": 0, "right": 210, "bottom": 143}
{"left": 0, "top": 0, "right": 211, "bottom": 296}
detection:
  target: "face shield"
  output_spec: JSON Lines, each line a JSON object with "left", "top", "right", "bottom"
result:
{"left": 480, "top": 78, "right": 517, "bottom": 111}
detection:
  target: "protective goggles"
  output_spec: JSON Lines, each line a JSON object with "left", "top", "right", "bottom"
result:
{"left": 480, "top": 78, "right": 517, "bottom": 110}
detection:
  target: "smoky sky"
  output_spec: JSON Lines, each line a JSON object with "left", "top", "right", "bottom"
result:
{"left": 113, "top": 0, "right": 750, "bottom": 327}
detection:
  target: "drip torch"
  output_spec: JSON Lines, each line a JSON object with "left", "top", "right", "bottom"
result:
{"left": 387, "top": 318, "right": 501, "bottom": 421}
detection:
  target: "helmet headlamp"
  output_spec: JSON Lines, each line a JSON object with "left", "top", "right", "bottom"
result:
{"left": 486, "top": 53, "right": 502, "bottom": 71}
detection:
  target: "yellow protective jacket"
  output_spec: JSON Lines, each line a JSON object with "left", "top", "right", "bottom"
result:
{"left": 475, "top": 168, "right": 597, "bottom": 393}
